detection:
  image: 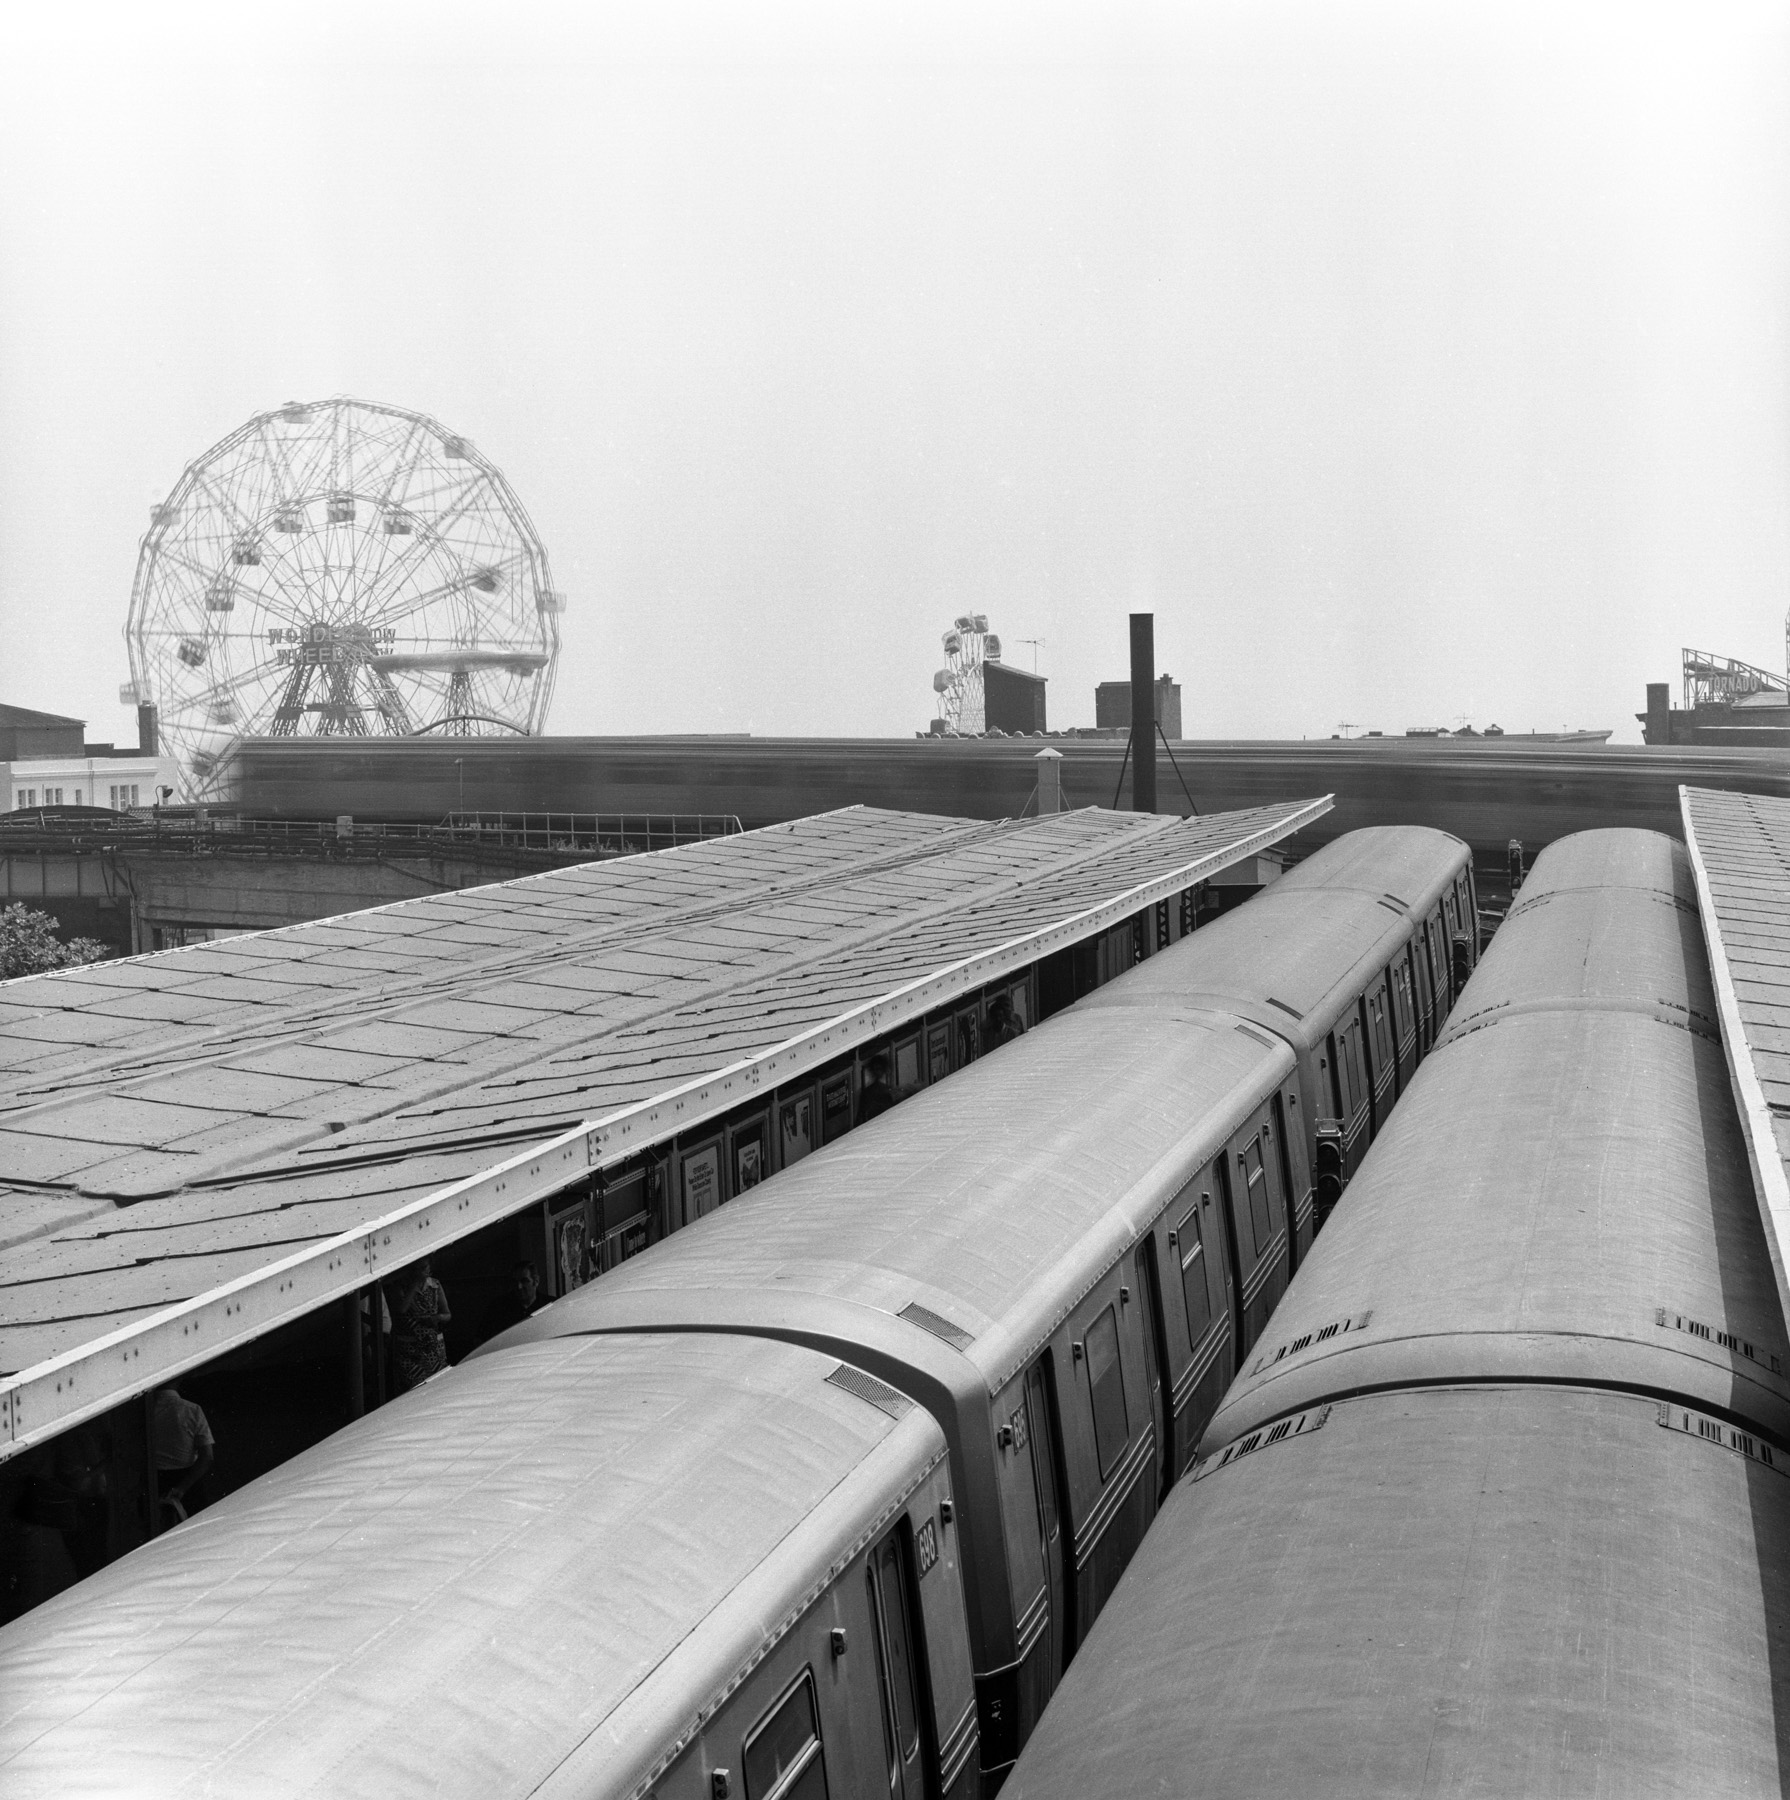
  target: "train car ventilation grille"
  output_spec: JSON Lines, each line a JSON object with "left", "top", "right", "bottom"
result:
{"left": 899, "top": 1302, "right": 975, "bottom": 1349}
{"left": 1655, "top": 1306, "right": 1783, "bottom": 1375}
{"left": 1191, "top": 1405, "right": 1330, "bottom": 1482}
{"left": 1657, "top": 1403, "right": 1785, "bottom": 1474}
{"left": 1247, "top": 1311, "right": 1374, "bottom": 1378}
{"left": 827, "top": 1364, "right": 914, "bottom": 1419}
{"left": 1265, "top": 997, "right": 1304, "bottom": 1021}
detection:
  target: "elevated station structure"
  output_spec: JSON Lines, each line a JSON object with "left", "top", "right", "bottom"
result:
{"left": 0, "top": 809, "right": 742, "bottom": 958}
{"left": 0, "top": 797, "right": 1327, "bottom": 1467}
{"left": 221, "top": 733, "right": 1790, "bottom": 866}
{"left": 1683, "top": 787, "right": 1790, "bottom": 1332}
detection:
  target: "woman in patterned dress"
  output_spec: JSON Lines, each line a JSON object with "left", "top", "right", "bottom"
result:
{"left": 388, "top": 1260, "right": 452, "bottom": 1391}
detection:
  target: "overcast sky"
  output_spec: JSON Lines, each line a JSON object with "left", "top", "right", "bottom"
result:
{"left": 1, "top": 0, "right": 1785, "bottom": 745}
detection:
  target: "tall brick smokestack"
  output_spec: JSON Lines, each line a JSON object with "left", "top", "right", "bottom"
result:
{"left": 1129, "top": 613, "right": 1156, "bottom": 814}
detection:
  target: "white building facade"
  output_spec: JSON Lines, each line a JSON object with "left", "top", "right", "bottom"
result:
{"left": 5, "top": 753, "right": 178, "bottom": 813}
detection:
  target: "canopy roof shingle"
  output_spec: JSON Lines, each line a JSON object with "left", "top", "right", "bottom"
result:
{"left": 0, "top": 798, "right": 1328, "bottom": 1455}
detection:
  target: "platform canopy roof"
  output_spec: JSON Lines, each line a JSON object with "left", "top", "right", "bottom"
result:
{"left": 0, "top": 797, "right": 1328, "bottom": 1457}
{"left": 1682, "top": 786, "right": 1790, "bottom": 1332}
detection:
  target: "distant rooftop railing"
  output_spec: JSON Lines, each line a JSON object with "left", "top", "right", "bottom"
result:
{"left": 435, "top": 812, "right": 744, "bottom": 852}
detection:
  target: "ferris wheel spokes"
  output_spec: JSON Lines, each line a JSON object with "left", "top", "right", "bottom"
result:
{"left": 931, "top": 612, "right": 1002, "bottom": 734}
{"left": 127, "top": 397, "right": 562, "bottom": 797}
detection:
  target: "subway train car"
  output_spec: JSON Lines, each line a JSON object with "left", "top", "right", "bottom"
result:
{"left": 490, "top": 825, "right": 1474, "bottom": 1782}
{"left": 1004, "top": 828, "right": 1790, "bottom": 1799}
{"left": 1078, "top": 825, "right": 1475, "bottom": 1273}
{"left": 0, "top": 826, "right": 1471, "bottom": 1798}
{"left": 0, "top": 1334, "right": 980, "bottom": 1800}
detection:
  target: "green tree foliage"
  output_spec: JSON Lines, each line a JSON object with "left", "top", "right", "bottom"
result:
{"left": 0, "top": 904, "right": 113, "bottom": 980}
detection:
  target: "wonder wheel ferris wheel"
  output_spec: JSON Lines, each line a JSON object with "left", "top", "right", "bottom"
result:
{"left": 125, "top": 397, "right": 564, "bottom": 797}
{"left": 931, "top": 614, "right": 1002, "bottom": 734}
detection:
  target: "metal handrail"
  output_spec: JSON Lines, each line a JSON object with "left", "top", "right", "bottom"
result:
{"left": 436, "top": 811, "right": 743, "bottom": 851}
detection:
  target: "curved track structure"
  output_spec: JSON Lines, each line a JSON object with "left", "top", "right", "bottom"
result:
{"left": 1005, "top": 827, "right": 1790, "bottom": 1798}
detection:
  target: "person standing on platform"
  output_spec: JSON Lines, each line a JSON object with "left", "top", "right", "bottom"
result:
{"left": 152, "top": 1382, "right": 215, "bottom": 1523}
{"left": 857, "top": 1053, "right": 896, "bottom": 1123}
{"left": 479, "top": 1261, "right": 541, "bottom": 1342}
{"left": 389, "top": 1259, "right": 452, "bottom": 1391}
{"left": 987, "top": 994, "right": 1026, "bottom": 1046}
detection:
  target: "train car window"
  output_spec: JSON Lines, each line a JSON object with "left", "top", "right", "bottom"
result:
{"left": 1425, "top": 914, "right": 1448, "bottom": 1004}
{"left": 1411, "top": 940, "right": 1434, "bottom": 1036}
{"left": 1258, "top": 1120, "right": 1287, "bottom": 1225}
{"left": 1326, "top": 1033, "right": 1351, "bottom": 1121}
{"left": 1389, "top": 960, "right": 1412, "bottom": 1045}
{"left": 1367, "top": 988, "right": 1392, "bottom": 1072}
{"left": 868, "top": 1536, "right": 923, "bottom": 1800}
{"left": 1176, "top": 1196, "right": 1214, "bottom": 1348}
{"left": 1083, "top": 1305, "right": 1129, "bottom": 1480}
{"left": 1238, "top": 1138, "right": 1274, "bottom": 1255}
{"left": 1270, "top": 1096, "right": 1299, "bottom": 1232}
{"left": 744, "top": 1670, "right": 830, "bottom": 1800}
{"left": 1338, "top": 1022, "right": 1366, "bottom": 1118}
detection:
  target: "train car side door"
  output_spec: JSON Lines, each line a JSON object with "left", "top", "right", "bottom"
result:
{"left": 866, "top": 1531, "right": 926, "bottom": 1800}
{"left": 1327, "top": 1018, "right": 1371, "bottom": 1174}
{"left": 1132, "top": 1236, "right": 1173, "bottom": 1501}
{"left": 1424, "top": 910, "right": 1451, "bottom": 1016}
{"left": 1164, "top": 1169, "right": 1233, "bottom": 1465}
{"left": 988, "top": 1364, "right": 1064, "bottom": 1771}
{"left": 1052, "top": 1273, "right": 1158, "bottom": 1652}
{"left": 1220, "top": 1110, "right": 1289, "bottom": 1352}
{"left": 1454, "top": 870, "right": 1475, "bottom": 964}
{"left": 1023, "top": 1362, "right": 1065, "bottom": 1685}
{"left": 1362, "top": 976, "right": 1396, "bottom": 1125}
{"left": 1409, "top": 934, "right": 1436, "bottom": 1054}
{"left": 1272, "top": 1089, "right": 1313, "bottom": 1266}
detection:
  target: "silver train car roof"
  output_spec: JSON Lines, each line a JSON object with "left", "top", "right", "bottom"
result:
{"left": 489, "top": 827, "right": 1470, "bottom": 1407}
{"left": 0, "top": 1332, "right": 947, "bottom": 1800}
{"left": 1204, "top": 826, "right": 1788, "bottom": 1449}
